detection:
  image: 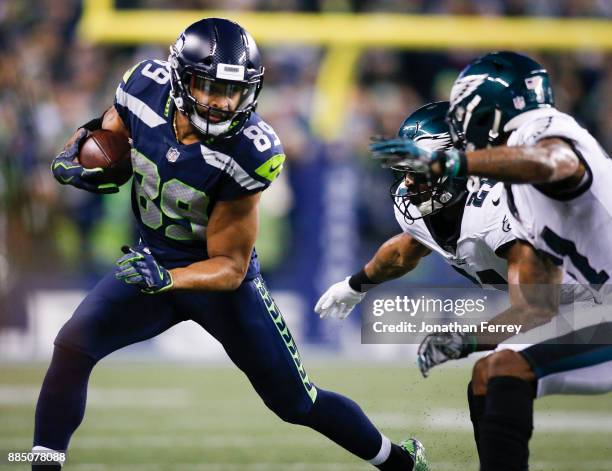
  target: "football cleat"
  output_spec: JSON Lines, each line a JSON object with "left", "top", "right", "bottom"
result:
{"left": 400, "top": 437, "right": 429, "bottom": 471}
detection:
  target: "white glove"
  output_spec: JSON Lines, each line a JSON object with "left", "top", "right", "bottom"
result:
{"left": 315, "top": 277, "right": 367, "bottom": 319}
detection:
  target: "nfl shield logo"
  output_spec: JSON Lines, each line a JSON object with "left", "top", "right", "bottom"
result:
{"left": 166, "top": 147, "right": 180, "bottom": 163}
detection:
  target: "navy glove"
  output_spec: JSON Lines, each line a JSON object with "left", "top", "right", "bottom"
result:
{"left": 417, "top": 332, "right": 476, "bottom": 378}
{"left": 51, "top": 129, "right": 119, "bottom": 194}
{"left": 115, "top": 246, "right": 173, "bottom": 294}
{"left": 369, "top": 137, "right": 467, "bottom": 178}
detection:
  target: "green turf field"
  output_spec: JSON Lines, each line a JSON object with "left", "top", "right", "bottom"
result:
{"left": 1, "top": 362, "right": 611, "bottom": 470}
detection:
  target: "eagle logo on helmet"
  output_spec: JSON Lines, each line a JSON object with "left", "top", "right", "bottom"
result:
{"left": 391, "top": 101, "right": 467, "bottom": 224}
{"left": 447, "top": 52, "right": 555, "bottom": 150}
{"left": 414, "top": 132, "right": 453, "bottom": 153}
{"left": 450, "top": 74, "right": 489, "bottom": 109}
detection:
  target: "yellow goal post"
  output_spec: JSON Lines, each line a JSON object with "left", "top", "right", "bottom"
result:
{"left": 79, "top": 0, "right": 612, "bottom": 141}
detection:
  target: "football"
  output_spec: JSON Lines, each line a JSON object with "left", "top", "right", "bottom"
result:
{"left": 78, "top": 129, "right": 133, "bottom": 186}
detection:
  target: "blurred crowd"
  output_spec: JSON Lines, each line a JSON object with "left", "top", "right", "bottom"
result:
{"left": 117, "top": 0, "right": 612, "bottom": 16}
{"left": 0, "top": 0, "right": 611, "bottom": 326}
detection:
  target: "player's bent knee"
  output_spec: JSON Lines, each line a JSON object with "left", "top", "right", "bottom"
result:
{"left": 487, "top": 349, "right": 535, "bottom": 381}
{"left": 53, "top": 312, "right": 110, "bottom": 362}
{"left": 262, "top": 394, "right": 315, "bottom": 425}
{"left": 49, "top": 343, "right": 99, "bottom": 375}
{"left": 267, "top": 402, "right": 313, "bottom": 425}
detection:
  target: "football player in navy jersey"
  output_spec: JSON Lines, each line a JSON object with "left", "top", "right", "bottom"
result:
{"left": 36, "top": 18, "right": 428, "bottom": 471}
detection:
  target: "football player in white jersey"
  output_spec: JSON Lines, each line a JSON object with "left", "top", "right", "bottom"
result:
{"left": 315, "top": 101, "right": 513, "bottom": 322}
{"left": 370, "top": 51, "right": 612, "bottom": 471}
{"left": 317, "top": 99, "right": 605, "bottom": 469}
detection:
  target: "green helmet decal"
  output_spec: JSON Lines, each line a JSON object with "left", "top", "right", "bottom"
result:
{"left": 447, "top": 51, "right": 554, "bottom": 150}
{"left": 391, "top": 101, "right": 467, "bottom": 223}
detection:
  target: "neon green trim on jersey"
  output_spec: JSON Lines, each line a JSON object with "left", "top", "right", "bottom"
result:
{"left": 122, "top": 61, "right": 146, "bottom": 84}
{"left": 255, "top": 154, "right": 285, "bottom": 182}
{"left": 52, "top": 161, "right": 81, "bottom": 171}
{"left": 163, "top": 94, "right": 172, "bottom": 118}
{"left": 253, "top": 276, "right": 317, "bottom": 403}
{"left": 98, "top": 183, "right": 119, "bottom": 191}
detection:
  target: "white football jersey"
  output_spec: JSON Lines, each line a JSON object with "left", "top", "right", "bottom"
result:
{"left": 504, "top": 108, "right": 612, "bottom": 291}
{"left": 394, "top": 180, "right": 514, "bottom": 288}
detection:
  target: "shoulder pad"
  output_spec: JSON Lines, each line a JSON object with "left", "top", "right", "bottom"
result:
{"left": 114, "top": 59, "right": 171, "bottom": 131}
{"left": 118, "top": 59, "right": 171, "bottom": 96}
{"left": 229, "top": 113, "right": 286, "bottom": 186}
{"left": 508, "top": 109, "right": 583, "bottom": 147}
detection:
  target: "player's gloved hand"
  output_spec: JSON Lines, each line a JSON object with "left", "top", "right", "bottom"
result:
{"left": 51, "top": 128, "right": 119, "bottom": 194}
{"left": 115, "top": 246, "right": 173, "bottom": 294}
{"left": 369, "top": 137, "right": 466, "bottom": 179}
{"left": 315, "top": 277, "right": 366, "bottom": 319}
{"left": 417, "top": 332, "right": 476, "bottom": 378}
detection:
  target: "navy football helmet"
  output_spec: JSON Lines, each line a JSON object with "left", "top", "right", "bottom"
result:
{"left": 391, "top": 101, "right": 467, "bottom": 222}
{"left": 447, "top": 51, "right": 554, "bottom": 150}
{"left": 169, "top": 18, "right": 264, "bottom": 137}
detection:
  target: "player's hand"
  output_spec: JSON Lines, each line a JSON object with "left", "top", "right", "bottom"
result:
{"left": 51, "top": 128, "right": 119, "bottom": 194}
{"left": 369, "top": 137, "right": 465, "bottom": 179}
{"left": 417, "top": 332, "right": 476, "bottom": 378}
{"left": 115, "top": 246, "right": 173, "bottom": 294}
{"left": 315, "top": 277, "right": 366, "bottom": 320}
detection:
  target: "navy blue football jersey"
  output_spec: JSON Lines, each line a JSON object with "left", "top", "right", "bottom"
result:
{"left": 113, "top": 60, "right": 285, "bottom": 278}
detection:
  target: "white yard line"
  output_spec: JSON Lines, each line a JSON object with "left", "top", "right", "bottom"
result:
{"left": 0, "top": 434, "right": 325, "bottom": 450}
{"left": 52, "top": 464, "right": 371, "bottom": 471}
{"left": 0, "top": 386, "right": 193, "bottom": 407}
{"left": 15, "top": 460, "right": 612, "bottom": 471}
{"left": 424, "top": 408, "right": 612, "bottom": 432}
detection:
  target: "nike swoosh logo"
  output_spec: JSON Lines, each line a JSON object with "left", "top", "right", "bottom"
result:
{"left": 269, "top": 162, "right": 282, "bottom": 173}
{"left": 492, "top": 198, "right": 501, "bottom": 206}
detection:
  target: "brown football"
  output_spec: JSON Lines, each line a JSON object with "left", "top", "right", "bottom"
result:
{"left": 78, "top": 129, "right": 132, "bottom": 186}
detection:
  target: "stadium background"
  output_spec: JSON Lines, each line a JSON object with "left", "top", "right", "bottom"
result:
{"left": 0, "top": 1, "right": 611, "bottom": 469}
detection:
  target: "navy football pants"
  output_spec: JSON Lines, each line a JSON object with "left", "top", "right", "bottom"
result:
{"left": 34, "top": 272, "right": 384, "bottom": 461}
{"left": 53, "top": 272, "right": 317, "bottom": 417}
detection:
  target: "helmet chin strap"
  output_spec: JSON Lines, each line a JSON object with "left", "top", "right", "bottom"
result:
{"left": 171, "top": 92, "right": 235, "bottom": 137}
{"left": 417, "top": 199, "right": 444, "bottom": 217}
{"left": 189, "top": 110, "right": 233, "bottom": 136}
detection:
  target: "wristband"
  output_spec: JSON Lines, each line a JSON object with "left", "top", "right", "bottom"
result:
{"left": 80, "top": 116, "right": 103, "bottom": 132}
{"left": 436, "top": 149, "right": 467, "bottom": 178}
{"left": 462, "top": 334, "right": 478, "bottom": 356}
{"left": 348, "top": 268, "right": 378, "bottom": 293}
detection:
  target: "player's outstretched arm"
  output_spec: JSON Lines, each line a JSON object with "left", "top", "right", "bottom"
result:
{"left": 170, "top": 192, "right": 261, "bottom": 291}
{"left": 371, "top": 137, "right": 585, "bottom": 187}
{"left": 461, "top": 138, "right": 584, "bottom": 185}
{"left": 364, "top": 233, "right": 431, "bottom": 283}
{"left": 315, "top": 233, "right": 430, "bottom": 319}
